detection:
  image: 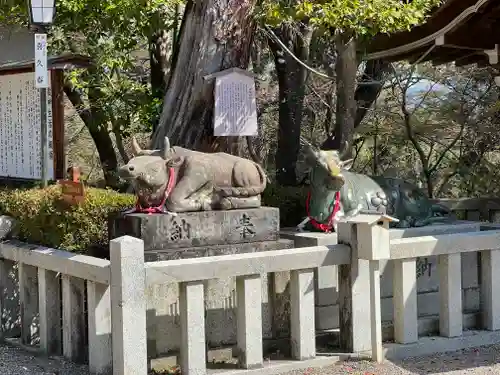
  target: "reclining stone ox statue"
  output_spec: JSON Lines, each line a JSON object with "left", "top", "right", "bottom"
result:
{"left": 298, "top": 141, "right": 452, "bottom": 232}
{"left": 118, "top": 137, "right": 267, "bottom": 213}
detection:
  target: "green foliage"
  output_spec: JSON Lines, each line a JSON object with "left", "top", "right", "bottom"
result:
{"left": 0, "top": 183, "right": 310, "bottom": 250}
{"left": 52, "top": 0, "right": 181, "bottom": 134}
{"left": 0, "top": 186, "right": 135, "bottom": 254}
{"left": 352, "top": 62, "right": 500, "bottom": 198}
{"left": 259, "top": 0, "right": 442, "bottom": 38}
{"left": 262, "top": 183, "right": 308, "bottom": 227}
{"left": 0, "top": 0, "right": 181, "bottom": 138}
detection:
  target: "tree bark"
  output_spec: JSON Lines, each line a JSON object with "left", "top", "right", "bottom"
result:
{"left": 149, "top": 27, "right": 170, "bottom": 133}
{"left": 63, "top": 81, "right": 119, "bottom": 187}
{"left": 353, "top": 59, "right": 390, "bottom": 129}
{"left": 269, "top": 25, "right": 312, "bottom": 186}
{"left": 151, "top": 0, "right": 256, "bottom": 152}
{"left": 321, "top": 57, "right": 390, "bottom": 152}
{"left": 329, "top": 33, "right": 357, "bottom": 158}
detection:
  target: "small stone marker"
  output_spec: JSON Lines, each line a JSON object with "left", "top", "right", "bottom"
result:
{"left": 344, "top": 214, "right": 398, "bottom": 261}
{"left": 59, "top": 167, "right": 85, "bottom": 205}
{"left": 207, "top": 68, "right": 258, "bottom": 136}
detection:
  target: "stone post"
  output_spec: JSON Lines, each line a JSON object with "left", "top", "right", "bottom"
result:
{"left": 439, "top": 253, "right": 463, "bottom": 337}
{"left": 62, "top": 275, "right": 86, "bottom": 362}
{"left": 236, "top": 274, "right": 263, "bottom": 369}
{"left": 38, "top": 268, "right": 61, "bottom": 354}
{"left": 338, "top": 214, "right": 396, "bottom": 360}
{"left": 337, "top": 222, "right": 370, "bottom": 353}
{"left": 110, "top": 236, "right": 147, "bottom": 375}
{"left": 290, "top": 268, "right": 316, "bottom": 360}
{"left": 87, "top": 280, "right": 112, "bottom": 374}
{"left": 481, "top": 249, "right": 500, "bottom": 330}
{"left": 19, "top": 263, "right": 39, "bottom": 345}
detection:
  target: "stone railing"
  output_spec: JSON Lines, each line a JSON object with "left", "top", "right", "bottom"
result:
{"left": 433, "top": 198, "right": 500, "bottom": 222}
{"left": 385, "top": 228, "right": 500, "bottom": 358}
{"left": 2, "top": 217, "right": 500, "bottom": 374}
{"left": 0, "top": 241, "right": 113, "bottom": 374}
{"left": 0, "top": 235, "right": 354, "bottom": 375}
{"left": 144, "top": 238, "right": 353, "bottom": 374}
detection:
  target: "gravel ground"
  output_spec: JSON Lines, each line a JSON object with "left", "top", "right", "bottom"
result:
{"left": 281, "top": 344, "right": 500, "bottom": 375}
{"left": 2, "top": 343, "right": 500, "bottom": 374}
{"left": 0, "top": 344, "right": 90, "bottom": 375}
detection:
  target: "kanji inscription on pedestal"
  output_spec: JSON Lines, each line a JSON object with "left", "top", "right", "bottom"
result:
{"left": 213, "top": 68, "right": 258, "bottom": 136}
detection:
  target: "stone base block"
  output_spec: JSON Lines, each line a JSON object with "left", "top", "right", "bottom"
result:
{"left": 281, "top": 220, "right": 480, "bottom": 247}
{"left": 109, "top": 207, "right": 280, "bottom": 251}
{"left": 144, "top": 239, "right": 293, "bottom": 261}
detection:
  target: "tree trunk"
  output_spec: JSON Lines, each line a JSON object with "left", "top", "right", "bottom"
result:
{"left": 269, "top": 25, "right": 312, "bottom": 186}
{"left": 330, "top": 33, "right": 357, "bottom": 158}
{"left": 353, "top": 59, "right": 390, "bottom": 129}
{"left": 149, "top": 28, "right": 170, "bottom": 133}
{"left": 63, "top": 81, "right": 119, "bottom": 187}
{"left": 321, "top": 57, "right": 390, "bottom": 152}
{"left": 151, "top": 0, "right": 256, "bottom": 152}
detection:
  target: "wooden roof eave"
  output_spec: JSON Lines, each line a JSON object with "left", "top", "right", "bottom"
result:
{"left": 364, "top": 0, "right": 498, "bottom": 61}
{"left": 0, "top": 53, "right": 93, "bottom": 74}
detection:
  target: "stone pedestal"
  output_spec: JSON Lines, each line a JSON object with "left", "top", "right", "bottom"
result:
{"left": 281, "top": 221, "right": 482, "bottom": 338}
{"left": 109, "top": 207, "right": 293, "bottom": 356}
{"left": 110, "top": 208, "right": 279, "bottom": 251}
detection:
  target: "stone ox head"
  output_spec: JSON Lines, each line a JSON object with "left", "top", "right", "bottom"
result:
{"left": 118, "top": 137, "right": 178, "bottom": 207}
{"left": 302, "top": 140, "right": 353, "bottom": 190}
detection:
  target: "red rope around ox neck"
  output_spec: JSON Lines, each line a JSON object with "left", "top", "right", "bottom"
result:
{"left": 133, "top": 167, "right": 176, "bottom": 214}
{"left": 305, "top": 191, "right": 341, "bottom": 233}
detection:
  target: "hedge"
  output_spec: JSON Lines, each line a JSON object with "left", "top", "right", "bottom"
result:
{"left": 0, "top": 183, "right": 309, "bottom": 255}
{"left": 0, "top": 185, "right": 135, "bottom": 254}
{"left": 261, "top": 183, "right": 308, "bottom": 228}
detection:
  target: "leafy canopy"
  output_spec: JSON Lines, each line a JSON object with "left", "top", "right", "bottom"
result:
{"left": 260, "top": 0, "right": 443, "bottom": 37}
{"left": 0, "top": 0, "right": 182, "bottom": 135}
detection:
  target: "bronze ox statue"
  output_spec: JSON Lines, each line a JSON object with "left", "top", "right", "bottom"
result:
{"left": 298, "top": 141, "right": 452, "bottom": 232}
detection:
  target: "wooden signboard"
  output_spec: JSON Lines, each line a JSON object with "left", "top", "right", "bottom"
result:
{"left": 0, "top": 72, "right": 55, "bottom": 179}
{"left": 209, "top": 68, "right": 258, "bottom": 137}
{"left": 59, "top": 167, "right": 85, "bottom": 205}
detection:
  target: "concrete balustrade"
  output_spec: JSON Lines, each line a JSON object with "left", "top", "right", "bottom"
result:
{"left": 1, "top": 217, "right": 500, "bottom": 374}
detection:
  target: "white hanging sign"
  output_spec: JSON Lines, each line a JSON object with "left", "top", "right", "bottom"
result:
{"left": 34, "top": 33, "right": 49, "bottom": 89}
{"left": 211, "top": 68, "right": 258, "bottom": 137}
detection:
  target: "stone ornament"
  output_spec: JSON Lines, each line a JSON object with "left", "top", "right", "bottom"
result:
{"left": 118, "top": 137, "right": 267, "bottom": 213}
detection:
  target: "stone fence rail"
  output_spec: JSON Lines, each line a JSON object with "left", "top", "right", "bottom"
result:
{"left": 1, "top": 216, "right": 500, "bottom": 374}
{"left": 0, "top": 241, "right": 113, "bottom": 374}
{"left": 433, "top": 197, "right": 500, "bottom": 221}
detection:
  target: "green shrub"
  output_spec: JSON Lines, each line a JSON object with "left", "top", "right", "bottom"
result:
{"left": 262, "top": 183, "right": 308, "bottom": 228}
{"left": 0, "top": 185, "right": 135, "bottom": 254}
{"left": 0, "top": 182, "right": 309, "bottom": 253}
